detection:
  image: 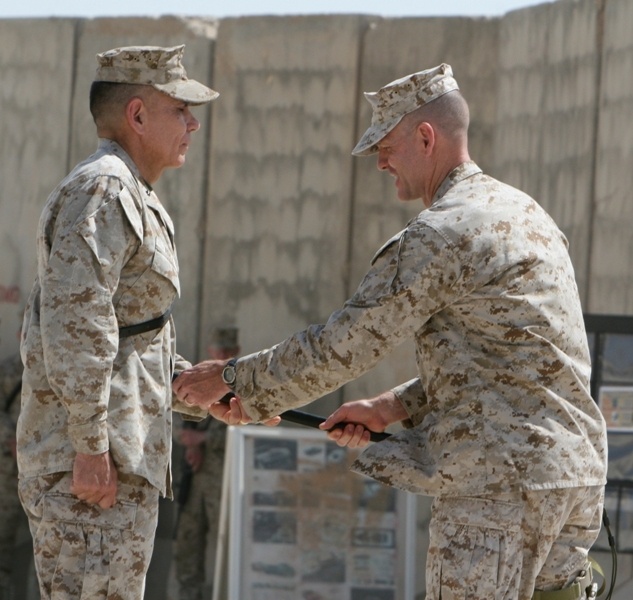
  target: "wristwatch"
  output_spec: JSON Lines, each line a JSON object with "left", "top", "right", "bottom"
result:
{"left": 221, "top": 359, "right": 238, "bottom": 389}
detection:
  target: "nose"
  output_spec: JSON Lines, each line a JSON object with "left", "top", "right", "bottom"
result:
{"left": 376, "top": 150, "right": 389, "bottom": 171}
{"left": 186, "top": 109, "right": 201, "bottom": 132}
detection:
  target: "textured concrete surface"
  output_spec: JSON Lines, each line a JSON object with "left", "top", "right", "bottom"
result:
{"left": 200, "top": 16, "right": 366, "bottom": 363}
{"left": 0, "top": 19, "right": 76, "bottom": 360}
{"left": 590, "top": 0, "right": 633, "bottom": 313}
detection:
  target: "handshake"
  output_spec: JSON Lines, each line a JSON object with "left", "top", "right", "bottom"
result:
{"left": 171, "top": 359, "right": 272, "bottom": 426}
{"left": 172, "top": 359, "right": 395, "bottom": 446}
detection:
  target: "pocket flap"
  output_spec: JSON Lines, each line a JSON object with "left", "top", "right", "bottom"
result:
{"left": 42, "top": 493, "right": 137, "bottom": 530}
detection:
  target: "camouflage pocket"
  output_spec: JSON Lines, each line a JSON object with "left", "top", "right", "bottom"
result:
{"left": 42, "top": 493, "right": 137, "bottom": 530}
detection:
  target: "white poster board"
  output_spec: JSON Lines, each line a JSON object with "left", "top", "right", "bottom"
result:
{"left": 214, "top": 425, "right": 416, "bottom": 600}
{"left": 598, "top": 386, "right": 633, "bottom": 431}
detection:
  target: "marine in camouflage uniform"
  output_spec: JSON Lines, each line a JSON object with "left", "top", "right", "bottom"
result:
{"left": 173, "top": 418, "right": 226, "bottom": 600}
{"left": 173, "top": 329, "right": 237, "bottom": 600}
{"left": 17, "top": 45, "right": 217, "bottom": 600}
{"left": 0, "top": 353, "right": 25, "bottom": 600}
{"left": 175, "top": 64, "right": 607, "bottom": 600}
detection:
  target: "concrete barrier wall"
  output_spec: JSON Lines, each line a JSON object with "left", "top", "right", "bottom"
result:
{"left": 0, "top": 19, "right": 76, "bottom": 357}
{"left": 2, "top": 0, "right": 632, "bottom": 364}
{"left": 591, "top": 0, "right": 633, "bottom": 314}
{"left": 198, "top": 14, "right": 371, "bottom": 418}
{"left": 200, "top": 15, "right": 366, "bottom": 354}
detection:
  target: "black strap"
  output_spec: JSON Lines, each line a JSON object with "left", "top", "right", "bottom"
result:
{"left": 118, "top": 306, "right": 173, "bottom": 339}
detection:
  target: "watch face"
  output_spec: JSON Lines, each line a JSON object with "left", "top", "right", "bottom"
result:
{"left": 223, "top": 364, "right": 237, "bottom": 385}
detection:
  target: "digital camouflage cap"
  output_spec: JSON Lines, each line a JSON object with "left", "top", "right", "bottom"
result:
{"left": 352, "top": 63, "right": 459, "bottom": 156}
{"left": 95, "top": 44, "right": 219, "bottom": 105}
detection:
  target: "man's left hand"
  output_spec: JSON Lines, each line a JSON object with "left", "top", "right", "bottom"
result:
{"left": 207, "top": 394, "right": 282, "bottom": 428}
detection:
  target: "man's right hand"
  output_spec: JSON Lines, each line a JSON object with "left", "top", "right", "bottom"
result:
{"left": 71, "top": 450, "right": 118, "bottom": 509}
{"left": 172, "top": 359, "right": 231, "bottom": 409}
{"left": 320, "top": 391, "right": 407, "bottom": 448}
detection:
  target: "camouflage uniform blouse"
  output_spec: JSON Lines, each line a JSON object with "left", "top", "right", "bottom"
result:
{"left": 18, "top": 139, "right": 202, "bottom": 496}
{"left": 234, "top": 162, "right": 607, "bottom": 496}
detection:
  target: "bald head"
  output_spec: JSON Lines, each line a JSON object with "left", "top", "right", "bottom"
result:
{"left": 404, "top": 90, "right": 470, "bottom": 147}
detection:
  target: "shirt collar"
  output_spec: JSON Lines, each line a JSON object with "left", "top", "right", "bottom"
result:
{"left": 97, "top": 138, "right": 153, "bottom": 195}
{"left": 431, "top": 161, "right": 482, "bottom": 206}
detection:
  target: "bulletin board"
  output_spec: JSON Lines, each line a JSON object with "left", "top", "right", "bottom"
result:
{"left": 213, "top": 426, "right": 417, "bottom": 600}
{"left": 584, "top": 314, "right": 633, "bottom": 554}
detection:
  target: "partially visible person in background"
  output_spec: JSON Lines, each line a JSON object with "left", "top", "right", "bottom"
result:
{"left": 173, "top": 327, "right": 238, "bottom": 600}
{"left": 0, "top": 349, "right": 25, "bottom": 600}
{"left": 17, "top": 44, "right": 216, "bottom": 600}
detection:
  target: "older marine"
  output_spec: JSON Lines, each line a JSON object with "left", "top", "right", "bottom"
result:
{"left": 18, "top": 45, "right": 216, "bottom": 599}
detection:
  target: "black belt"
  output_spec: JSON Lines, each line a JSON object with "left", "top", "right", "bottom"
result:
{"left": 118, "top": 306, "right": 173, "bottom": 339}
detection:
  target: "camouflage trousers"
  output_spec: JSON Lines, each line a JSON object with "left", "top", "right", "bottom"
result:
{"left": 174, "top": 453, "right": 224, "bottom": 600}
{"left": 425, "top": 486, "right": 604, "bottom": 600}
{"left": 18, "top": 471, "right": 159, "bottom": 600}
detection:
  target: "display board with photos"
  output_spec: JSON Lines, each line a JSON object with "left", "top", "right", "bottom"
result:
{"left": 213, "top": 425, "right": 417, "bottom": 600}
{"left": 586, "top": 316, "right": 633, "bottom": 434}
{"left": 585, "top": 314, "right": 633, "bottom": 553}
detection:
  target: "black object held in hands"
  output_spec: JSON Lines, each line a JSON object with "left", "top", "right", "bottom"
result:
{"left": 279, "top": 408, "right": 391, "bottom": 442}
{"left": 219, "top": 394, "right": 390, "bottom": 442}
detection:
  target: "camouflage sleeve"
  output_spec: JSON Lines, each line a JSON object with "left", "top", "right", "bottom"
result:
{"left": 236, "top": 223, "right": 462, "bottom": 421}
{"left": 390, "top": 378, "right": 427, "bottom": 427}
{"left": 39, "top": 178, "right": 140, "bottom": 455}
{"left": 173, "top": 397, "right": 208, "bottom": 421}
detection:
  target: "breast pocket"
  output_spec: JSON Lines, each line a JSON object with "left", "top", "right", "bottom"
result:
{"left": 150, "top": 237, "right": 180, "bottom": 296}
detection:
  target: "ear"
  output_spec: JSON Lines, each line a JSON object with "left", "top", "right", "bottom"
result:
{"left": 416, "top": 122, "right": 436, "bottom": 156}
{"left": 125, "top": 97, "right": 146, "bottom": 135}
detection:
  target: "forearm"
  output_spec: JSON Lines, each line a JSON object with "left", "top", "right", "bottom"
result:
{"left": 235, "top": 307, "right": 408, "bottom": 422}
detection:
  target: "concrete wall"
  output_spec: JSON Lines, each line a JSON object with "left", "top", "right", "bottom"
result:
{"left": 200, "top": 15, "right": 368, "bottom": 420}
{"left": 590, "top": 0, "right": 633, "bottom": 313}
{"left": 0, "top": 18, "right": 76, "bottom": 355}
{"left": 2, "top": 0, "right": 633, "bottom": 597}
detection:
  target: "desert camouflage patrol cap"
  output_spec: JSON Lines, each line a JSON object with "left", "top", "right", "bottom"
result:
{"left": 95, "top": 44, "right": 219, "bottom": 105}
{"left": 352, "top": 63, "right": 459, "bottom": 156}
